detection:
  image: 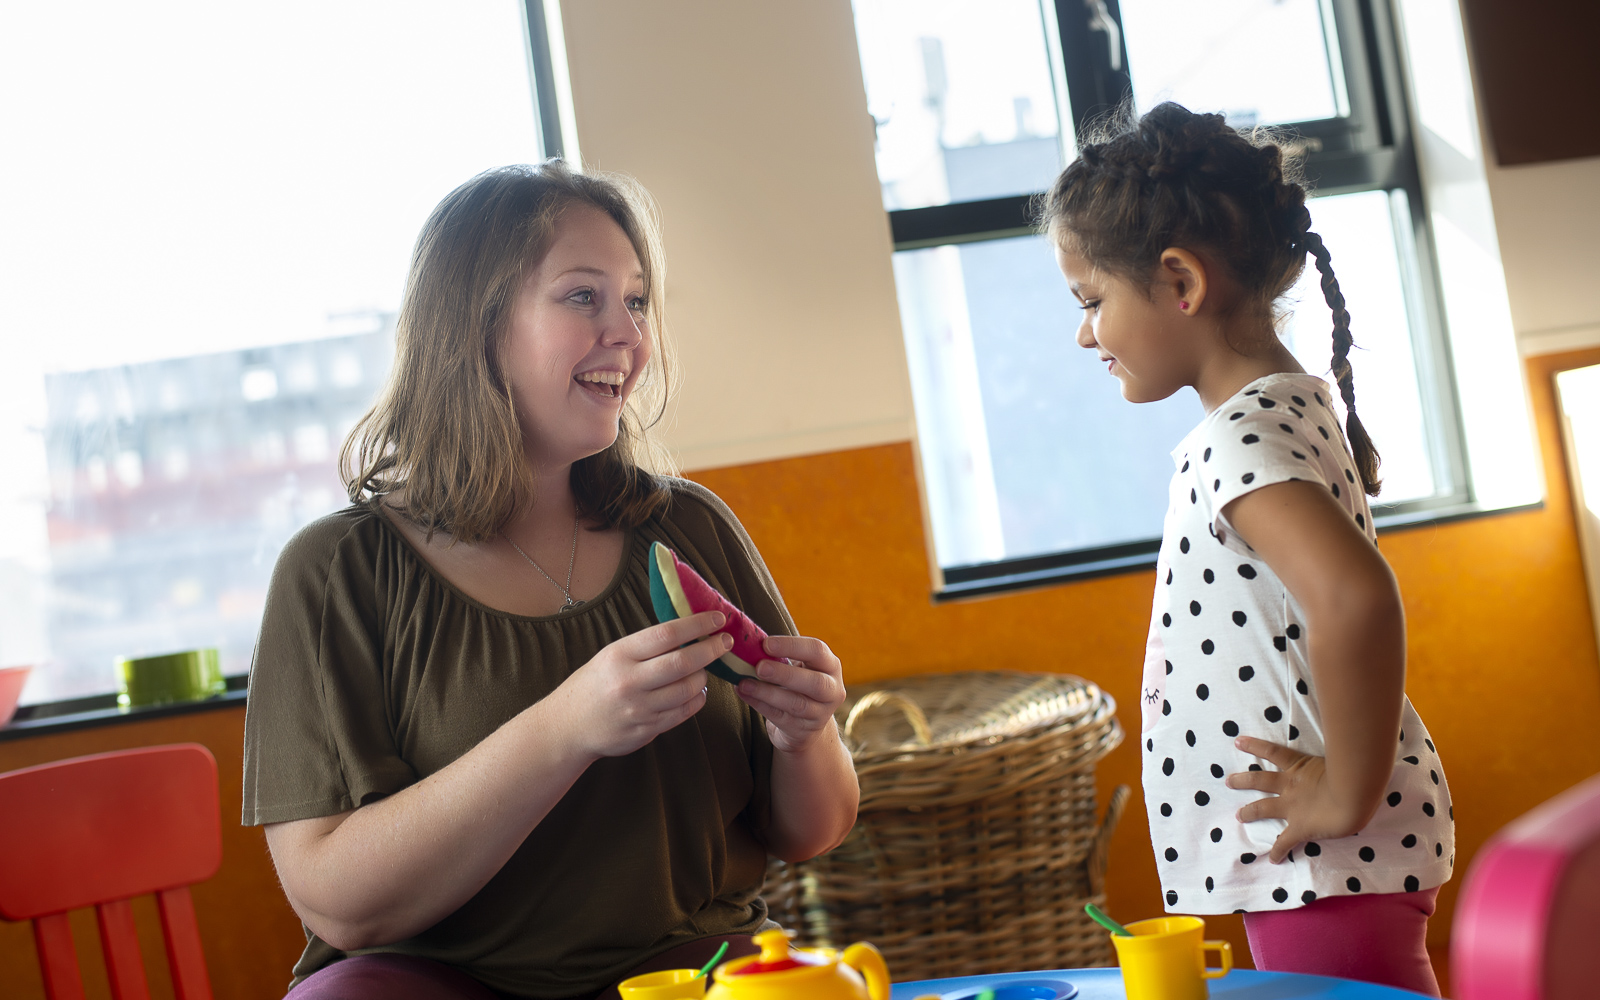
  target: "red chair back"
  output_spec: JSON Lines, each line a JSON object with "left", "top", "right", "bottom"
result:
{"left": 0, "top": 743, "right": 221, "bottom": 1000}
{"left": 1452, "top": 771, "right": 1600, "bottom": 1000}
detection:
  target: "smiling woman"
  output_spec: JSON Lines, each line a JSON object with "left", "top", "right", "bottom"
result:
{"left": 242, "top": 162, "right": 860, "bottom": 998}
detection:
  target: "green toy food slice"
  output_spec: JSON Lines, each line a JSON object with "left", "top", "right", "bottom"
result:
{"left": 648, "top": 541, "right": 766, "bottom": 685}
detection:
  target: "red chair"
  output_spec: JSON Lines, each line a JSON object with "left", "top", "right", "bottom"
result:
{"left": 1452, "top": 771, "right": 1600, "bottom": 1000}
{"left": 0, "top": 744, "right": 221, "bottom": 1000}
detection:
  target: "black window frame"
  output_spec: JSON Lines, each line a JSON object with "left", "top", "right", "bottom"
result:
{"left": 872, "top": 0, "right": 1475, "bottom": 599}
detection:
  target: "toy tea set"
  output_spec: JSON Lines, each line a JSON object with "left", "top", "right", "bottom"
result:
{"left": 616, "top": 912, "right": 1229, "bottom": 1000}
{"left": 644, "top": 548, "right": 1233, "bottom": 1000}
{"left": 618, "top": 930, "right": 889, "bottom": 1000}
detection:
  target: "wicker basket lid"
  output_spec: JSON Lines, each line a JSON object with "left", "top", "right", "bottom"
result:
{"left": 840, "top": 671, "right": 1112, "bottom": 760}
{"left": 835, "top": 671, "right": 1123, "bottom": 814}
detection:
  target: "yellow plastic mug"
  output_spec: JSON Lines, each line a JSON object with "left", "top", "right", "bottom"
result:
{"left": 1111, "top": 916, "right": 1232, "bottom": 1000}
{"left": 618, "top": 969, "right": 707, "bottom": 1000}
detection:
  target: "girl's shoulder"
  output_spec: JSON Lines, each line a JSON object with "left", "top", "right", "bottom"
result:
{"left": 1190, "top": 372, "right": 1373, "bottom": 539}
{"left": 1207, "top": 373, "right": 1334, "bottom": 429}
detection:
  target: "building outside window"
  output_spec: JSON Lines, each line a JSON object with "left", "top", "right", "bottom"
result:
{"left": 0, "top": 0, "right": 565, "bottom": 705}
{"left": 852, "top": 0, "right": 1520, "bottom": 597}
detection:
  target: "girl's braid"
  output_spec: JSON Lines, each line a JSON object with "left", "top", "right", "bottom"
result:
{"left": 1301, "top": 229, "right": 1382, "bottom": 496}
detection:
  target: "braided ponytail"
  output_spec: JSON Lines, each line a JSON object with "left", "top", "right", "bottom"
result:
{"left": 1301, "top": 230, "right": 1382, "bottom": 496}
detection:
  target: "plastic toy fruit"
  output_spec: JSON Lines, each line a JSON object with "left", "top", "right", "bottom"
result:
{"left": 649, "top": 541, "right": 769, "bottom": 685}
{"left": 705, "top": 929, "right": 889, "bottom": 1000}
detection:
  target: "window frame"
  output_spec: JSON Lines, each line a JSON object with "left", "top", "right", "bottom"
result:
{"left": 872, "top": 0, "right": 1478, "bottom": 598}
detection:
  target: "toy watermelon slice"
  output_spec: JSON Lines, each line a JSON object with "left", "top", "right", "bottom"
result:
{"left": 648, "top": 541, "right": 767, "bottom": 685}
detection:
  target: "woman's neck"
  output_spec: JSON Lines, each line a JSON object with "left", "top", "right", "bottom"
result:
{"left": 515, "top": 461, "right": 580, "bottom": 530}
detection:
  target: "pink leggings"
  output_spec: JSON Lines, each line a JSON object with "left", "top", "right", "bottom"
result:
{"left": 1242, "top": 886, "right": 1441, "bottom": 997}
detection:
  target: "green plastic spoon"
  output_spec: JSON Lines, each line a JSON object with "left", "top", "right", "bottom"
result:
{"left": 695, "top": 941, "right": 731, "bottom": 979}
{"left": 1085, "top": 902, "right": 1133, "bottom": 937}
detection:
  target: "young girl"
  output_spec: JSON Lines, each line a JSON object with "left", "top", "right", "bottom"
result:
{"left": 1041, "top": 103, "right": 1452, "bottom": 995}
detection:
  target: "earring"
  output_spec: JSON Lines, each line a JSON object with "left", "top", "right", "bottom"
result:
{"left": 1179, "top": 300, "right": 1190, "bottom": 311}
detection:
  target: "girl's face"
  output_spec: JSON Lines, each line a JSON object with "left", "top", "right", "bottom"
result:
{"left": 1056, "top": 243, "right": 1196, "bottom": 404}
{"left": 503, "top": 203, "right": 652, "bottom": 469}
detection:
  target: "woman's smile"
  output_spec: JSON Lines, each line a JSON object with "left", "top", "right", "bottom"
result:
{"left": 574, "top": 368, "right": 628, "bottom": 399}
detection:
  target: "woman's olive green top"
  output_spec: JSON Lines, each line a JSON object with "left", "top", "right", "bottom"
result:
{"left": 242, "top": 480, "right": 790, "bottom": 997}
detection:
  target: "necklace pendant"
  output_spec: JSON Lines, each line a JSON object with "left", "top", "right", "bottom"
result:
{"left": 562, "top": 597, "right": 585, "bottom": 612}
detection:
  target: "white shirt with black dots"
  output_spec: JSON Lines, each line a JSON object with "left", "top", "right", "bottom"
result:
{"left": 1140, "top": 373, "right": 1453, "bottom": 914}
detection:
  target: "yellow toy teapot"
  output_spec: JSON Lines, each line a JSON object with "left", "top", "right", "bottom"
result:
{"left": 707, "top": 929, "right": 890, "bottom": 1000}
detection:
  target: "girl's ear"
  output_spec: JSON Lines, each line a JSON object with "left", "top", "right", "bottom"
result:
{"left": 1158, "top": 247, "right": 1208, "bottom": 315}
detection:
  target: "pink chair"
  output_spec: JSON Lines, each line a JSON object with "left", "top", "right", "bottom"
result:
{"left": 1452, "top": 772, "right": 1600, "bottom": 1000}
{"left": 0, "top": 744, "right": 221, "bottom": 1000}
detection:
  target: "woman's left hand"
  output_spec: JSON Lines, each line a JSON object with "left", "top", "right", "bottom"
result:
{"left": 737, "top": 635, "right": 846, "bottom": 754}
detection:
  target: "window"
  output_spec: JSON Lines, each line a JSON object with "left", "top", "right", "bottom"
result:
{"left": 0, "top": 0, "right": 567, "bottom": 705}
{"left": 852, "top": 0, "right": 1473, "bottom": 597}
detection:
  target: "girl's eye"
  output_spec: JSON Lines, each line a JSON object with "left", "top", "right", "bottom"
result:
{"left": 627, "top": 296, "right": 647, "bottom": 313}
{"left": 569, "top": 288, "right": 595, "bottom": 306}
{"left": 1083, "top": 299, "right": 1102, "bottom": 312}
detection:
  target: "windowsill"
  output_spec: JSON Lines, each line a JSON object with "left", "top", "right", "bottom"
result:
{"left": 933, "top": 498, "right": 1545, "bottom": 602}
{"left": 0, "top": 675, "right": 248, "bottom": 742}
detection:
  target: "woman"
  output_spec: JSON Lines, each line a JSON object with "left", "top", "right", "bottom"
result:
{"left": 242, "top": 162, "right": 860, "bottom": 999}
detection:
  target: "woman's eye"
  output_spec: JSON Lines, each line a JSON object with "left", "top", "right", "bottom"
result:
{"left": 1083, "top": 299, "right": 1102, "bottom": 311}
{"left": 569, "top": 289, "right": 595, "bottom": 306}
{"left": 627, "top": 296, "right": 647, "bottom": 313}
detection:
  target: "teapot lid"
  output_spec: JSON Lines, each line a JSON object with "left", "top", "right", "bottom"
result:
{"left": 726, "top": 930, "right": 825, "bottom": 975}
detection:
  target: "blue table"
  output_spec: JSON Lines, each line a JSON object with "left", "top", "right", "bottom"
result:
{"left": 891, "top": 968, "right": 1431, "bottom": 1000}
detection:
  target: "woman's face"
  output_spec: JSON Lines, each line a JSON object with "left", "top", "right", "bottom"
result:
{"left": 503, "top": 203, "right": 652, "bottom": 469}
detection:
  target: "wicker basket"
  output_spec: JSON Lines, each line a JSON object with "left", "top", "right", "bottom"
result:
{"left": 764, "top": 671, "right": 1128, "bottom": 982}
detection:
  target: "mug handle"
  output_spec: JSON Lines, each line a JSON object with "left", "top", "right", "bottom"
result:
{"left": 842, "top": 942, "right": 890, "bottom": 1000}
{"left": 1202, "top": 940, "right": 1233, "bottom": 979}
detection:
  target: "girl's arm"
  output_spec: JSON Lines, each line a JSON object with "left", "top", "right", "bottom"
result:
{"left": 1220, "top": 480, "right": 1406, "bottom": 863}
{"left": 264, "top": 613, "right": 732, "bottom": 951}
{"left": 738, "top": 635, "right": 860, "bottom": 861}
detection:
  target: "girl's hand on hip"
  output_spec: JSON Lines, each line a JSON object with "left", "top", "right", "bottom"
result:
{"left": 737, "top": 635, "right": 846, "bottom": 754}
{"left": 561, "top": 611, "right": 729, "bottom": 760}
{"left": 1227, "top": 734, "right": 1367, "bottom": 863}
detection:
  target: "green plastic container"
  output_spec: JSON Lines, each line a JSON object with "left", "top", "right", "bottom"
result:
{"left": 116, "top": 648, "right": 224, "bottom": 709}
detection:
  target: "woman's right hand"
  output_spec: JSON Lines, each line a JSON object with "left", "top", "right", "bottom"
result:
{"left": 555, "top": 610, "right": 732, "bottom": 760}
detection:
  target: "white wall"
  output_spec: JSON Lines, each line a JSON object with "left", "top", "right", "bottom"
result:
{"left": 558, "top": 0, "right": 915, "bottom": 472}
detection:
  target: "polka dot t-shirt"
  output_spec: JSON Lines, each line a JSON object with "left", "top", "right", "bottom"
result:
{"left": 1141, "top": 373, "right": 1453, "bottom": 914}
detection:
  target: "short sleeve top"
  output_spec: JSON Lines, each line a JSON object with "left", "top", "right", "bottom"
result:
{"left": 242, "top": 478, "right": 788, "bottom": 997}
{"left": 1139, "top": 373, "right": 1454, "bottom": 914}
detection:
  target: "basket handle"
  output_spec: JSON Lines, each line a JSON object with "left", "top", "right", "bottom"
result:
{"left": 1088, "top": 784, "right": 1131, "bottom": 898}
{"left": 844, "top": 690, "right": 932, "bottom": 747}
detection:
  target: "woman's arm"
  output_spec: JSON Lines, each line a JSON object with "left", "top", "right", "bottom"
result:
{"left": 738, "top": 635, "right": 859, "bottom": 861}
{"left": 1220, "top": 480, "right": 1406, "bottom": 863}
{"left": 264, "top": 612, "right": 733, "bottom": 951}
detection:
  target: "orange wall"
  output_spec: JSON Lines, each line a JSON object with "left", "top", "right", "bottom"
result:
{"left": 4, "top": 356, "right": 1599, "bottom": 997}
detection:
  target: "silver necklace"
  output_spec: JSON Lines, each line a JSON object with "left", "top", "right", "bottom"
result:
{"left": 505, "top": 511, "right": 584, "bottom": 613}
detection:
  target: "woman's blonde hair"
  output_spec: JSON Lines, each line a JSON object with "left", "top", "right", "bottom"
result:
{"left": 341, "top": 161, "right": 677, "bottom": 541}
